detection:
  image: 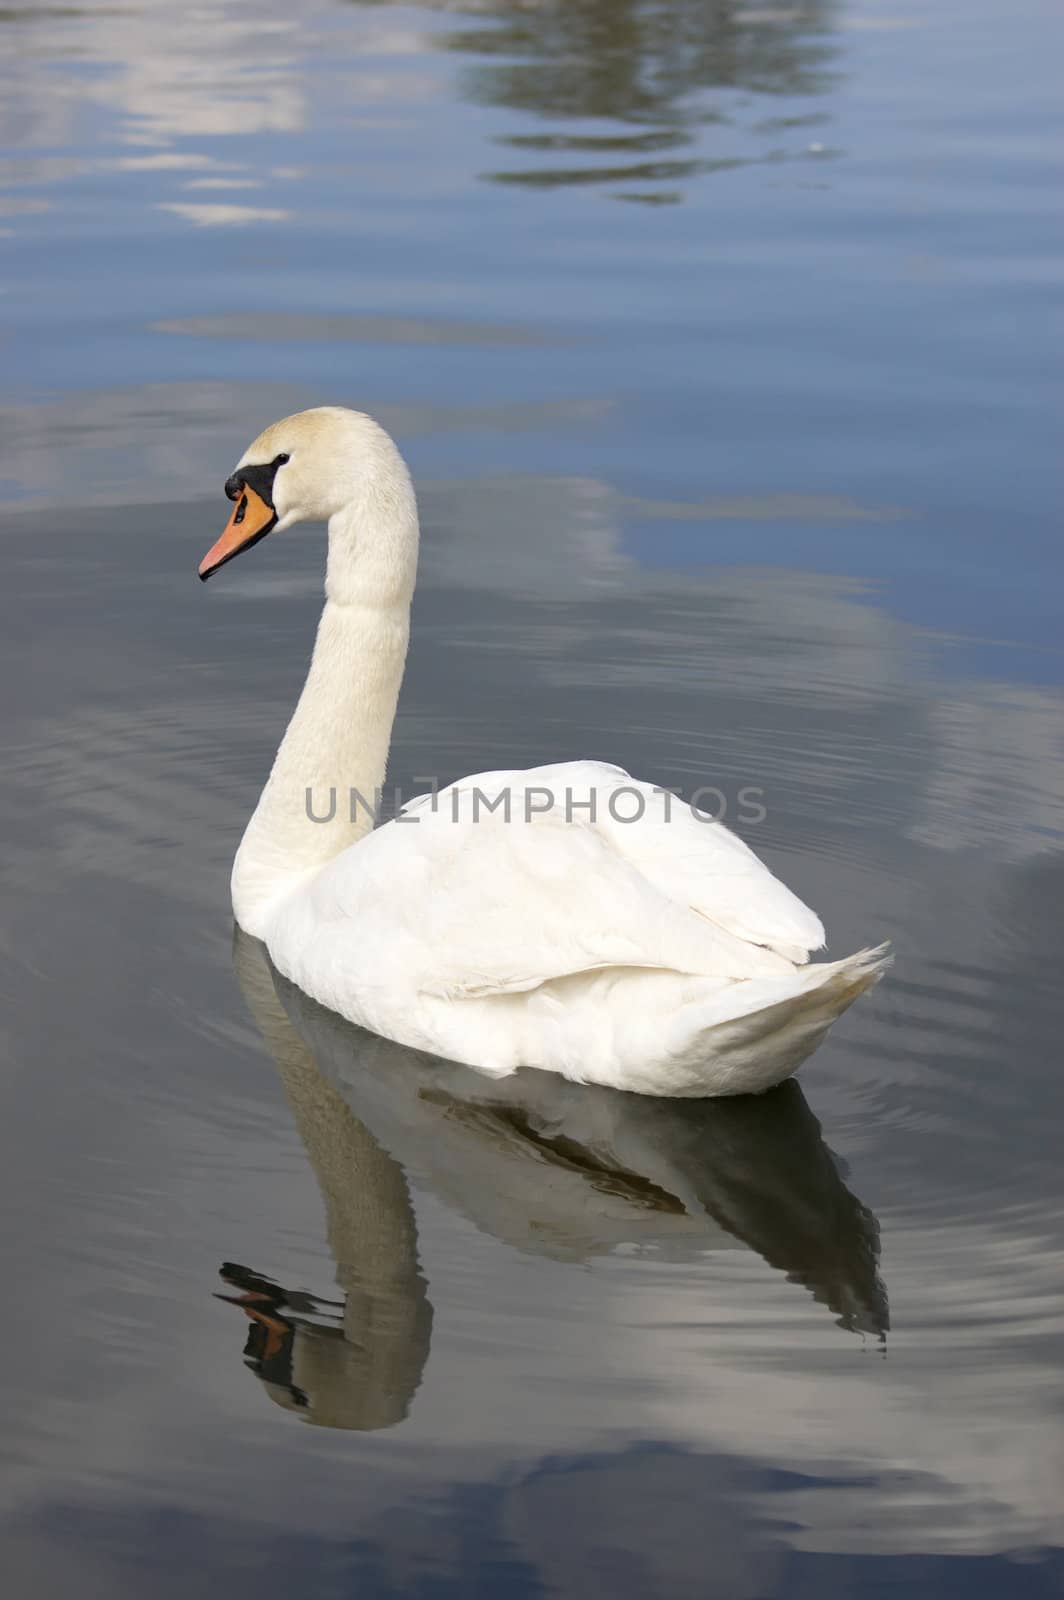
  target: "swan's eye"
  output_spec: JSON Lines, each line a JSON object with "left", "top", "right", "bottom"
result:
{"left": 273, "top": 453, "right": 290, "bottom": 467}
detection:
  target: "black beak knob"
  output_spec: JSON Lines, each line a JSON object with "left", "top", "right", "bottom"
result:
{"left": 224, "top": 472, "right": 244, "bottom": 502}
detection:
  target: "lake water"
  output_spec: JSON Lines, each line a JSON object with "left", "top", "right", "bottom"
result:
{"left": 2, "top": 1, "right": 1063, "bottom": 1594}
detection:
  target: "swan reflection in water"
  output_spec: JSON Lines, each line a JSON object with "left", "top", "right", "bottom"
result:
{"left": 222, "top": 930, "right": 888, "bottom": 1430}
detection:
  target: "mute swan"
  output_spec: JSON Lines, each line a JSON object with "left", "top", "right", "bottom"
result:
{"left": 200, "top": 407, "right": 887, "bottom": 1096}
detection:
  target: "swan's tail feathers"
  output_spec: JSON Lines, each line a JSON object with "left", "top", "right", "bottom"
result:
{"left": 667, "top": 943, "right": 892, "bottom": 1097}
{"left": 800, "top": 941, "right": 893, "bottom": 1005}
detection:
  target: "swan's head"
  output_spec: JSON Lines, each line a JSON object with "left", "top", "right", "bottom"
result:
{"left": 199, "top": 406, "right": 406, "bottom": 581}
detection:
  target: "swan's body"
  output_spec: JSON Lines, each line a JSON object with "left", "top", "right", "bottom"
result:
{"left": 202, "top": 407, "right": 887, "bottom": 1096}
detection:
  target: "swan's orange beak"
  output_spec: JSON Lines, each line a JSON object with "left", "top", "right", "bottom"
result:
{"left": 199, "top": 484, "right": 277, "bottom": 581}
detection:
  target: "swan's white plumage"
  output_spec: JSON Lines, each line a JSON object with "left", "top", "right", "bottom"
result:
{"left": 211, "top": 408, "right": 888, "bottom": 1097}
{"left": 266, "top": 760, "right": 884, "bottom": 1095}
{"left": 401, "top": 761, "right": 826, "bottom": 979}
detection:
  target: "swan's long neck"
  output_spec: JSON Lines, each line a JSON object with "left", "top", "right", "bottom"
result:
{"left": 232, "top": 462, "right": 418, "bottom": 937}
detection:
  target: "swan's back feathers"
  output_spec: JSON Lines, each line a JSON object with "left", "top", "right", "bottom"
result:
{"left": 405, "top": 762, "right": 825, "bottom": 966}
{"left": 293, "top": 762, "right": 824, "bottom": 1016}
{"left": 263, "top": 770, "right": 884, "bottom": 1094}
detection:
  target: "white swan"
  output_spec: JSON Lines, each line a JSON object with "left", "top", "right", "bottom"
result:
{"left": 200, "top": 407, "right": 888, "bottom": 1096}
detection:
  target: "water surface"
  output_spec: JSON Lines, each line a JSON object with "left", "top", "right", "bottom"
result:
{"left": 2, "top": 1, "right": 1063, "bottom": 1595}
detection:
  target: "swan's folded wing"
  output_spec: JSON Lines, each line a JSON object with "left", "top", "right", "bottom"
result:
{"left": 414, "top": 762, "right": 826, "bottom": 967}
{"left": 590, "top": 772, "right": 826, "bottom": 964}
{"left": 308, "top": 763, "right": 796, "bottom": 1002}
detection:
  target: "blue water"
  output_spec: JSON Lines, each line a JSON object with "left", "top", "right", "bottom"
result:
{"left": 1, "top": 2, "right": 1063, "bottom": 1595}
